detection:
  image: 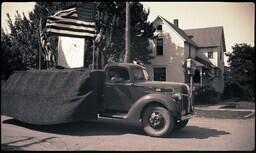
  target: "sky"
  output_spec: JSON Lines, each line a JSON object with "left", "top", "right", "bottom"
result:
{"left": 1, "top": 2, "right": 255, "bottom": 66}
{"left": 1, "top": 2, "right": 35, "bottom": 32}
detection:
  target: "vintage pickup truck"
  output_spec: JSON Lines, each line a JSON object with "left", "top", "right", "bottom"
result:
{"left": 1, "top": 63, "right": 194, "bottom": 137}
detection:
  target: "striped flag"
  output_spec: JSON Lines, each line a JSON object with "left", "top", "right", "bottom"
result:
{"left": 39, "top": 18, "right": 53, "bottom": 63}
{"left": 46, "top": 3, "right": 96, "bottom": 38}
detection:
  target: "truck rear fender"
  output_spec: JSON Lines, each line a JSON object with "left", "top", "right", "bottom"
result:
{"left": 125, "top": 94, "right": 178, "bottom": 122}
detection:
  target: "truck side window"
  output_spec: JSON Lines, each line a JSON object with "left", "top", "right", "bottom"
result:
{"left": 109, "top": 68, "right": 129, "bottom": 82}
{"left": 133, "top": 68, "right": 146, "bottom": 81}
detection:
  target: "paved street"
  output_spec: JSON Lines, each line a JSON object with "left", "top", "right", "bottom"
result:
{"left": 1, "top": 115, "right": 255, "bottom": 151}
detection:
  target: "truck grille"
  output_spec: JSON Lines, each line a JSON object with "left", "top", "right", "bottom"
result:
{"left": 181, "top": 95, "right": 190, "bottom": 115}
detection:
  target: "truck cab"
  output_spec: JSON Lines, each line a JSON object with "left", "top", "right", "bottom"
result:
{"left": 99, "top": 63, "right": 194, "bottom": 137}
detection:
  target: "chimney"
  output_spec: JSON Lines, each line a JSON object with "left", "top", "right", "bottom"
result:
{"left": 173, "top": 19, "right": 179, "bottom": 27}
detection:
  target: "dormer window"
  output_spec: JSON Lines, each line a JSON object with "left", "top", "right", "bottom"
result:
{"left": 220, "top": 46, "right": 222, "bottom": 60}
{"left": 157, "top": 25, "right": 162, "bottom": 31}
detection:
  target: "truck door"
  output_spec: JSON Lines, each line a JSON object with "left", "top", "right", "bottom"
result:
{"left": 103, "top": 66, "right": 133, "bottom": 113}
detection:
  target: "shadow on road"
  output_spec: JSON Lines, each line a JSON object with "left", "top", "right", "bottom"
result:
{"left": 3, "top": 118, "right": 230, "bottom": 139}
{"left": 170, "top": 126, "right": 230, "bottom": 139}
{"left": 2, "top": 118, "right": 145, "bottom": 136}
{"left": 2, "top": 144, "right": 23, "bottom": 151}
{"left": 1, "top": 136, "right": 57, "bottom": 151}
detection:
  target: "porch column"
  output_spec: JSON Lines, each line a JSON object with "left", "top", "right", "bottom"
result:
{"left": 200, "top": 67, "right": 203, "bottom": 87}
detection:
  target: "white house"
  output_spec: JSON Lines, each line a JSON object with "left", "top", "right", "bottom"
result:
{"left": 145, "top": 16, "right": 226, "bottom": 94}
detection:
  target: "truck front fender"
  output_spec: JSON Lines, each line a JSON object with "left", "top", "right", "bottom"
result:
{"left": 125, "top": 93, "right": 178, "bottom": 123}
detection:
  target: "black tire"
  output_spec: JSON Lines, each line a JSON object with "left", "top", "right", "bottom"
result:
{"left": 174, "top": 120, "right": 189, "bottom": 131}
{"left": 142, "top": 106, "right": 174, "bottom": 137}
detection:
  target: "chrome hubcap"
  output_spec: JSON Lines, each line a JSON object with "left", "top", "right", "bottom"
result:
{"left": 148, "top": 112, "right": 165, "bottom": 129}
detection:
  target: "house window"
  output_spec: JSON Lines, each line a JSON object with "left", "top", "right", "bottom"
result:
{"left": 157, "top": 25, "right": 162, "bottom": 30}
{"left": 156, "top": 39, "right": 163, "bottom": 56}
{"left": 154, "top": 67, "right": 166, "bottom": 81}
{"left": 189, "top": 45, "right": 191, "bottom": 58}
{"left": 208, "top": 49, "right": 214, "bottom": 58}
{"left": 220, "top": 48, "right": 222, "bottom": 60}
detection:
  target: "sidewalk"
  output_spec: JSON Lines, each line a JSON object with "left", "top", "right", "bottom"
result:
{"left": 194, "top": 101, "right": 255, "bottom": 119}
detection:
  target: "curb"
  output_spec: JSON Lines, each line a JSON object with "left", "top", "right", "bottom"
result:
{"left": 194, "top": 107, "right": 255, "bottom": 119}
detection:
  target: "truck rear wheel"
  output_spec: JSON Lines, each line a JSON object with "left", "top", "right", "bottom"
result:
{"left": 142, "top": 106, "right": 174, "bottom": 137}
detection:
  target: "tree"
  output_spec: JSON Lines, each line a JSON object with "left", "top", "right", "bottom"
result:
{"left": 1, "top": 12, "right": 33, "bottom": 80}
{"left": 1, "top": 27, "right": 27, "bottom": 80}
{"left": 95, "top": 2, "right": 155, "bottom": 68}
{"left": 225, "top": 43, "right": 255, "bottom": 100}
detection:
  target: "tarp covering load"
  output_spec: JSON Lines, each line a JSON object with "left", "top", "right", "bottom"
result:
{"left": 1, "top": 69, "right": 104, "bottom": 125}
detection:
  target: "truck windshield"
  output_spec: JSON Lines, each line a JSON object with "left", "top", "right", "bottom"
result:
{"left": 132, "top": 67, "right": 149, "bottom": 81}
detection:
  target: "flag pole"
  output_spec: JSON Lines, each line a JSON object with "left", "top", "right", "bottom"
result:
{"left": 92, "top": 39, "right": 95, "bottom": 70}
{"left": 96, "top": 42, "right": 98, "bottom": 69}
{"left": 124, "top": 1, "right": 130, "bottom": 63}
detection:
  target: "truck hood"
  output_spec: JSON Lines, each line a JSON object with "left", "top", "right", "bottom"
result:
{"left": 135, "top": 81, "right": 189, "bottom": 94}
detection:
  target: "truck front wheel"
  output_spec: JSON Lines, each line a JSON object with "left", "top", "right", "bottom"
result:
{"left": 174, "top": 119, "right": 189, "bottom": 131}
{"left": 142, "top": 106, "right": 174, "bottom": 137}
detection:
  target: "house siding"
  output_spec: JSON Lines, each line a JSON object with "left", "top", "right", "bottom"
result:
{"left": 147, "top": 16, "right": 225, "bottom": 94}
{"left": 212, "top": 37, "right": 225, "bottom": 93}
{"left": 146, "top": 18, "right": 186, "bottom": 83}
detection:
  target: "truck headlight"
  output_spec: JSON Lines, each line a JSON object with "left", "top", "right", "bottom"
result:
{"left": 172, "top": 93, "right": 182, "bottom": 101}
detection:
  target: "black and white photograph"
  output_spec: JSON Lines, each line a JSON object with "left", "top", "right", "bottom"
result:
{"left": 1, "top": 1, "right": 255, "bottom": 151}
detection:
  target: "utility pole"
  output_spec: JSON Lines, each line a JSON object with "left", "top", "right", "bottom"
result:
{"left": 124, "top": 1, "right": 130, "bottom": 63}
{"left": 38, "top": 18, "right": 42, "bottom": 70}
{"left": 187, "top": 58, "right": 193, "bottom": 111}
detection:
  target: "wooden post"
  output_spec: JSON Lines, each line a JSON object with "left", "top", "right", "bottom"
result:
{"left": 124, "top": 1, "right": 130, "bottom": 63}
{"left": 200, "top": 67, "right": 203, "bottom": 87}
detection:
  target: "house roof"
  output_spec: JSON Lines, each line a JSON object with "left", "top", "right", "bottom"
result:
{"left": 184, "top": 26, "right": 226, "bottom": 51}
{"left": 158, "top": 16, "right": 198, "bottom": 47}
{"left": 155, "top": 16, "right": 226, "bottom": 52}
{"left": 195, "top": 57, "right": 214, "bottom": 68}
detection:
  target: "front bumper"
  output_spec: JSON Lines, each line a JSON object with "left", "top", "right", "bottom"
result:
{"left": 181, "top": 112, "right": 195, "bottom": 121}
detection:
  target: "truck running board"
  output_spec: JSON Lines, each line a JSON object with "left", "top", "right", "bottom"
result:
{"left": 99, "top": 113, "right": 127, "bottom": 119}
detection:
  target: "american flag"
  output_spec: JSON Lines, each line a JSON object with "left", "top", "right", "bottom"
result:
{"left": 39, "top": 19, "right": 53, "bottom": 63}
{"left": 46, "top": 3, "right": 96, "bottom": 38}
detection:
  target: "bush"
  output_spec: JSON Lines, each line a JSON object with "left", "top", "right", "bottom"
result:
{"left": 222, "top": 83, "right": 255, "bottom": 101}
{"left": 222, "top": 83, "right": 243, "bottom": 100}
{"left": 194, "top": 86, "right": 220, "bottom": 104}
